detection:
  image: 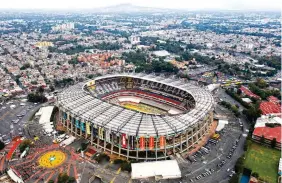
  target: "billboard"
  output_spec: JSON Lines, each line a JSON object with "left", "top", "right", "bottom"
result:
{"left": 93, "top": 125, "right": 98, "bottom": 137}
{"left": 159, "top": 136, "right": 165, "bottom": 149}
{"left": 129, "top": 136, "right": 135, "bottom": 149}
{"left": 86, "top": 122, "right": 91, "bottom": 135}
{"left": 139, "top": 136, "right": 145, "bottom": 151}
{"left": 121, "top": 133, "right": 127, "bottom": 148}
{"left": 80, "top": 121, "right": 85, "bottom": 132}
{"left": 75, "top": 119, "right": 80, "bottom": 128}
{"left": 98, "top": 127, "right": 104, "bottom": 140}
{"left": 149, "top": 136, "right": 154, "bottom": 150}
{"left": 63, "top": 112, "right": 67, "bottom": 119}
{"left": 105, "top": 129, "right": 111, "bottom": 142}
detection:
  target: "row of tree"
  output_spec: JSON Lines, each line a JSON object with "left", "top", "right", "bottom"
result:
{"left": 248, "top": 83, "right": 281, "bottom": 100}
{"left": 27, "top": 86, "right": 47, "bottom": 103}
{"left": 219, "top": 101, "right": 240, "bottom": 117}
{"left": 54, "top": 78, "right": 75, "bottom": 87}
{"left": 48, "top": 173, "right": 75, "bottom": 183}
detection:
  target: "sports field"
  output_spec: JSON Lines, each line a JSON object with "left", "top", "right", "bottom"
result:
{"left": 120, "top": 102, "right": 166, "bottom": 115}
{"left": 244, "top": 142, "right": 280, "bottom": 183}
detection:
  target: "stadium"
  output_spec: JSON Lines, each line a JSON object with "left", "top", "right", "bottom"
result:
{"left": 56, "top": 73, "right": 215, "bottom": 160}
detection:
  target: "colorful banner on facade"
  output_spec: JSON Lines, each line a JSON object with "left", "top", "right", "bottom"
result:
{"left": 87, "top": 80, "right": 95, "bottom": 86}
{"left": 121, "top": 134, "right": 127, "bottom": 148}
{"left": 159, "top": 136, "right": 165, "bottom": 149}
{"left": 75, "top": 119, "right": 79, "bottom": 128}
{"left": 86, "top": 122, "right": 91, "bottom": 135}
{"left": 63, "top": 112, "right": 67, "bottom": 119}
{"left": 80, "top": 121, "right": 85, "bottom": 132}
{"left": 98, "top": 127, "right": 104, "bottom": 140}
{"left": 149, "top": 136, "right": 154, "bottom": 150}
{"left": 129, "top": 136, "right": 135, "bottom": 149}
{"left": 139, "top": 136, "right": 145, "bottom": 150}
{"left": 105, "top": 129, "right": 111, "bottom": 142}
{"left": 93, "top": 125, "right": 98, "bottom": 137}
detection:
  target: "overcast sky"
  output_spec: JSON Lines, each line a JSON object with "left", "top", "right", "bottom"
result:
{"left": 1, "top": 0, "right": 281, "bottom": 11}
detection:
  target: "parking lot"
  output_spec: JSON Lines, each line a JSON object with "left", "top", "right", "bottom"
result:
{"left": 180, "top": 104, "right": 246, "bottom": 183}
{"left": 0, "top": 99, "right": 41, "bottom": 144}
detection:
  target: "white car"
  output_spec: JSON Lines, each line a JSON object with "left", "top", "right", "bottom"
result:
{"left": 4, "top": 139, "right": 11, "bottom": 145}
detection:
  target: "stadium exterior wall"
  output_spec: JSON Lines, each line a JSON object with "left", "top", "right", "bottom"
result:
{"left": 57, "top": 108, "right": 213, "bottom": 160}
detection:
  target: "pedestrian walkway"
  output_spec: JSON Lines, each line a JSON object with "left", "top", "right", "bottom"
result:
{"left": 6, "top": 137, "right": 23, "bottom": 160}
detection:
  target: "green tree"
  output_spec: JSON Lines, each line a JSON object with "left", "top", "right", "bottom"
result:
{"left": 31, "top": 81, "right": 38, "bottom": 85}
{"left": 234, "top": 155, "right": 245, "bottom": 173}
{"left": 260, "top": 135, "right": 265, "bottom": 144}
{"left": 255, "top": 78, "right": 267, "bottom": 88}
{"left": 48, "top": 180, "right": 54, "bottom": 183}
{"left": 37, "top": 86, "right": 44, "bottom": 94}
{"left": 57, "top": 173, "right": 73, "bottom": 183}
{"left": 50, "top": 85, "right": 55, "bottom": 92}
{"left": 237, "top": 89, "right": 242, "bottom": 95}
{"left": 0, "top": 141, "right": 5, "bottom": 150}
{"left": 251, "top": 172, "right": 259, "bottom": 178}
{"left": 121, "top": 162, "right": 132, "bottom": 172}
{"left": 229, "top": 173, "right": 239, "bottom": 183}
{"left": 67, "top": 177, "right": 76, "bottom": 183}
{"left": 271, "top": 138, "right": 277, "bottom": 148}
{"left": 19, "top": 139, "right": 32, "bottom": 153}
{"left": 81, "top": 142, "right": 88, "bottom": 151}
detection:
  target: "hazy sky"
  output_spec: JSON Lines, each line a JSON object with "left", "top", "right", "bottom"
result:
{"left": 1, "top": 0, "right": 281, "bottom": 11}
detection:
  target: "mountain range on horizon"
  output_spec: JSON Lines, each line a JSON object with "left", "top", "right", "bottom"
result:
{"left": 91, "top": 3, "right": 173, "bottom": 13}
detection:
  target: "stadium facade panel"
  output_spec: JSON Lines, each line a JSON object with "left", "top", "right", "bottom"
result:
{"left": 56, "top": 73, "right": 215, "bottom": 160}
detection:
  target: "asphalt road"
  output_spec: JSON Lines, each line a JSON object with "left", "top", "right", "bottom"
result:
{"left": 178, "top": 89, "right": 250, "bottom": 183}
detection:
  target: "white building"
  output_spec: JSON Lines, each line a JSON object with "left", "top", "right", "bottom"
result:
{"left": 129, "top": 36, "right": 140, "bottom": 45}
{"left": 131, "top": 160, "right": 181, "bottom": 180}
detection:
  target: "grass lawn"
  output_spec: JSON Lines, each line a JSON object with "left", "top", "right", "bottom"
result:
{"left": 244, "top": 142, "right": 280, "bottom": 183}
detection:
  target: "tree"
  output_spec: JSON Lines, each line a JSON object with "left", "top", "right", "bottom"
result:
{"left": 49, "top": 85, "right": 55, "bottom": 92}
{"left": 48, "top": 180, "right": 54, "bottom": 183}
{"left": 121, "top": 161, "right": 132, "bottom": 172}
{"left": 20, "top": 63, "right": 30, "bottom": 70}
{"left": 57, "top": 173, "right": 75, "bottom": 183}
{"left": 81, "top": 142, "right": 88, "bottom": 151}
{"left": 0, "top": 141, "right": 5, "bottom": 150}
{"left": 37, "top": 86, "right": 44, "bottom": 94}
{"left": 229, "top": 173, "right": 239, "bottom": 183}
{"left": 271, "top": 138, "right": 277, "bottom": 148}
{"left": 255, "top": 78, "right": 267, "bottom": 88}
{"left": 243, "top": 105, "right": 262, "bottom": 123}
{"left": 19, "top": 139, "right": 32, "bottom": 153}
{"left": 27, "top": 93, "right": 47, "bottom": 103}
{"left": 67, "top": 177, "right": 76, "bottom": 183}
{"left": 251, "top": 172, "right": 259, "bottom": 178}
{"left": 31, "top": 81, "right": 38, "bottom": 85}
{"left": 234, "top": 155, "right": 245, "bottom": 173}
{"left": 260, "top": 135, "right": 265, "bottom": 144}
{"left": 237, "top": 89, "right": 242, "bottom": 95}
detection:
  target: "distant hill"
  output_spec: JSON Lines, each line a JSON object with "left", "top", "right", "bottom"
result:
{"left": 93, "top": 3, "right": 171, "bottom": 13}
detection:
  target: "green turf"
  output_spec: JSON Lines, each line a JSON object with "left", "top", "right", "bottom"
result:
{"left": 244, "top": 142, "right": 280, "bottom": 183}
